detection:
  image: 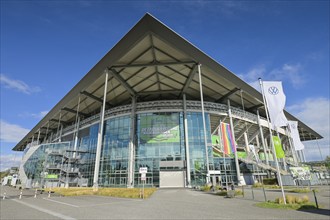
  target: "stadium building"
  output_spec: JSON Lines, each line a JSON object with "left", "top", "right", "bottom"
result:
{"left": 13, "top": 14, "right": 322, "bottom": 189}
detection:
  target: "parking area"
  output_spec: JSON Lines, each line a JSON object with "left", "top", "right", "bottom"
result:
{"left": 1, "top": 185, "right": 329, "bottom": 219}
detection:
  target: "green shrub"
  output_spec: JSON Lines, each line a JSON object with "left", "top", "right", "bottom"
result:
{"left": 275, "top": 195, "right": 309, "bottom": 205}
{"left": 46, "top": 187, "right": 157, "bottom": 199}
{"left": 216, "top": 189, "right": 244, "bottom": 196}
{"left": 253, "top": 183, "right": 263, "bottom": 188}
{"left": 234, "top": 189, "right": 244, "bottom": 196}
{"left": 200, "top": 185, "right": 211, "bottom": 191}
{"left": 216, "top": 191, "right": 228, "bottom": 196}
{"left": 263, "top": 178, "right": 277, "bottom": 185}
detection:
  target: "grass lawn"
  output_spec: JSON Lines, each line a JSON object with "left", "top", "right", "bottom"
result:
{"left": 46, "top": 187, "right": 157, "bottom": 199}
{"left": 255, "top": 201, "right": 318, "bottom": 210}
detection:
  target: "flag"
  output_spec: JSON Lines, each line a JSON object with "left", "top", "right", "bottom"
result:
{"left": 221, "top": 123, "right": 236, "bottom": 154}
{"left": 273, "top": 136, "right": 285, "bottom": 158}
{"left": 287, "top": 121, "right": 305, "bottom": 150}
{"left": 262, "top": 81, "right": 288, "bottom": 128}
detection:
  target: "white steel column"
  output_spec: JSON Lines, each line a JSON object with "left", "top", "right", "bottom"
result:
{"left": 37, "top": 129, "right": 41, "bottom": 145}
{"left": 286, "top": 128, "right": 298, "bottom": 166}
{"left": 44, "top": 122, "right": 49, "bottom": 143}
{"left": 198, "top": 64, "right": 210, "bottom": 184}
{"left": 59, "top": 124, "right": 63, "bottom": 142}
{"left": 315, "top": 137, "right": 324, "bottom": 161}
{"left": 183, "top": 94, "right": 191, "bottom": 187}
{"left": 227, "top": 100, "right": 242, "bottom": 186}
{"left": 127, "top": 96, "right": 136, "bottom": 188}
{"left": 56, "top": 112, "right": 62, "bottom": 142}
{"left": 93, "top": 70, "right": 109, "bottom": 190}
{"left": 73, "top": 96, "right": 81, "bottom": 159}
{"left": 31, "top": 135, "right": 35, "bottom": 147}
{"left": 257, "top": 110, "right": 269, "bottom": 165}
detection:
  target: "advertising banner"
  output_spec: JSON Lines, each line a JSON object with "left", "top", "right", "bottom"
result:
{"left": 45, "top": 174, "right": 58, "bottom": 179}
{"left": 273, "top": 136, "right": 285, "bottom": 158}
{"left": 289, "top": 167, "right": 311, "bottom": 180}
{"left": 140, "top": 114, "right": 180, "bottom": 143}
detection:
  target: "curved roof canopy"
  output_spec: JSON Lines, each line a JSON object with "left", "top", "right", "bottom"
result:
{"left": 13, "top": 13, "right": 322, "bottom": 151}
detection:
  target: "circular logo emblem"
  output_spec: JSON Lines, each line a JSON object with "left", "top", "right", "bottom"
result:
{"left": 268, "top": 86, "right": 279, "bottom": 95}
{"left": 291, "top": 124, "right": 296, "bottom": 129}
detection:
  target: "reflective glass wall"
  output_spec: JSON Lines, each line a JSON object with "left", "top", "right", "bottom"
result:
{"left": 135, "top": 112, "right": 185, "bottom": 187}
{"left": 99, "top": 115, "right": 131, "bottom": 187}
{"left": 186, "top": 112, "right": 212, "bottom": 186}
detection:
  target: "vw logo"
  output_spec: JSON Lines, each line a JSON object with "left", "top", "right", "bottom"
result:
{"left": 268, "top": 86, "right": 279, "bottom": 95}
{"left": 291, "top": 124, "right": 296, "bottom": 129}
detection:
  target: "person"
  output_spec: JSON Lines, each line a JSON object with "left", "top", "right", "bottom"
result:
{"left": 230, "top": 184, "right": 234, "bottom": 190}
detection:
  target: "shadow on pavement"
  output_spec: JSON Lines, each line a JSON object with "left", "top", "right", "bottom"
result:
{"left": 297, "top": 206, "right": 330, "bottom": 217}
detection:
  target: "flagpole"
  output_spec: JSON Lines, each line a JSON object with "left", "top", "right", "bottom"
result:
{"left": 259, "top": 78, "right": 286, "bottom": 204}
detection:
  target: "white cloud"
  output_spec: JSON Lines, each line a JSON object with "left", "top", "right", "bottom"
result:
{"left": 269, "top": 63, "right": 304, "bottom": 88}
{"left": 0, "top": 153, "right": 22, "bottom": 171}
{"left": 19, "top": 110, "right": 49, "bottom": 119}
{"left": 238, "top": 65, "right": 266, "bottom": 90}
{"left": 0, "top": 120, "right": 29, "bottom": 143}
{"left": 240, "top": 63, "right": 304, "bottom": 89}
{"left": 0, "top": 74, "right": 41, "bottom": 94}
{"left": 287, "top": 97, "right": 330, "bottom": 161}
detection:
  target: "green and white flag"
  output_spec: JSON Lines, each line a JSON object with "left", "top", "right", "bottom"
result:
{"left": 273, "top": 136, "right": 285, "bottom": 158}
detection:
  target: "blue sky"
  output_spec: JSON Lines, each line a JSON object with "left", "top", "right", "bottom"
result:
{"left": 1, "top": 0, "right": 329, "bottom": 170}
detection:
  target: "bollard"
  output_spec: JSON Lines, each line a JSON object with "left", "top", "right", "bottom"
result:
{"left": 242, "top": 185, "right": 244, "bottom": 198}
{"left": 48, "top": 190, "right": 51, "bottom": 198}
{"left": 3, "top": 192, "right": 6, "bottom": 200}
{"left": 262, "top": 186, "right": 267, "bottom": 202}
{"left": 312, "top": 190, "right": 319, "bottom": 209}
{"left": 19, "top": 190, "right": 22, "bottom": 199}
{"left": 34, "top": 189, "right": 37, "bottom": 198}
{"left": 251, "top": 186, "right": 254, "bottom": 200}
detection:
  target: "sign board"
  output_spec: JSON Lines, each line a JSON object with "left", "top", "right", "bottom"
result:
{"left": 139, "top": 167, "right": 148, "bottom": 174}
{"left": 141, "top": 173, "right": 146, "bottom": 181}
{"left": 289, "top": 166, "right": 311, "bottom": 180}
{"left": 140, "top": 114, "right": 180, "bottom": 143}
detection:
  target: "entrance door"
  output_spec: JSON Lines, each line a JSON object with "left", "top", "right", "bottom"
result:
{"left": 159, "top": 171, "right": 185, "bottom": 188}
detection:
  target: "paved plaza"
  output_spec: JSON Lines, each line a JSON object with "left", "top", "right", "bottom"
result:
{"left": 1, "top": 185, "right": 329, "bottom": 219}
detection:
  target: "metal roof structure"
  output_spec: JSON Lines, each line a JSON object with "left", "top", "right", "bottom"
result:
{"left": 13, "top": 13, "right": 322, "bottom": 151}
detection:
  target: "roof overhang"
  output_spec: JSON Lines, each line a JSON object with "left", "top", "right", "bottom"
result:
{"left": 13, "top": 13, "right": 322, "bottom": 151}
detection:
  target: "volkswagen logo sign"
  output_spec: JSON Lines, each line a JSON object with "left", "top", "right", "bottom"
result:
{"left": 268, "top": 86, "right": 279, "bottom": 95}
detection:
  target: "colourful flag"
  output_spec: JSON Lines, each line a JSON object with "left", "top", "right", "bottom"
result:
{"left": 262, "top": 81, "right": 288, "bottom": 128}
{"left": 273, "top": 136, "right": 285, "bottom": 158}
{"left": 221, "top": 123, "right": 236, "bottom": 155}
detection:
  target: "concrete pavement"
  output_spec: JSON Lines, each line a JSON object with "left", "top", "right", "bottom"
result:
{"left": 1, "top": 185, "right": 329, "bottom": 219}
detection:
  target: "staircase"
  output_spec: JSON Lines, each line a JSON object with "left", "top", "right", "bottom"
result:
{"left": 238, "top": 157, "right": 288, "bottom": 175}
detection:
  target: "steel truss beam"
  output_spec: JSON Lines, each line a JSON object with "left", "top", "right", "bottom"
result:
{"left": 50, "top": 119, "right": 68, "bottom": 126}
{"left": 108, "top": 68, "right": 136, "bottom": 96}
{"left": 235, "top": 124, "right": 254, "bottom": 142}
{"left": 138, "top": 90, "right": 181, "bottom": 96}
{"left": 246, "top": 103, "right": 264, "bottom": 112}
{"left": 61, "top": 107, "right": 88, "bottom": 117}
{"left": 216, "top": 87, "right": 240, "bottom": 103}
{"left": 180, "top": 64, "right": 197, "bottom": 97}
{"left": 80, "top": 91, "right": 112, "bottom": 108}
{"left": 111, "top": 61, "right": 196, "bottom": 69}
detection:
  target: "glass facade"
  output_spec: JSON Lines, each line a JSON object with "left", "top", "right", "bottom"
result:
{"left": 186, "top": 112, "right": 212, "bottom": 186}
{"left": 135, "top": 112, "right": 185, "bottom": 187}
{"left": 22, "top": 110, "right": 238, "bottom": 188}
{"left": 23, "top": 142, "right": 70, "bottom": 187}
{"left": 99, "top": 115, "right": 131, "bottom": 187}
